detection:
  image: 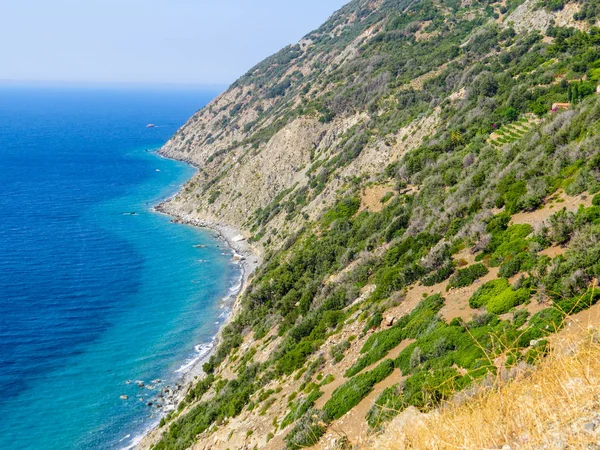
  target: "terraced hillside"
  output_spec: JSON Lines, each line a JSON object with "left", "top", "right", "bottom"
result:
{"left": 488, "top": 115, "right": 539, "bottom": 147}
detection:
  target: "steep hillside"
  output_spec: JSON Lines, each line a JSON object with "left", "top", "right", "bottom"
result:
{"left": 371, "top": 303, "right": 600, "bottom": 449}
{"left": 144, "top": 0, "right": 600, "bottom": 448}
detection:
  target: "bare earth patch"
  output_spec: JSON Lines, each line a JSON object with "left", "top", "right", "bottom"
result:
{"left": 510, "top": 190, "right": 592, "bottom": 229}
{"left": 359, "top": 184, "right": 395, "bottom": 213}
{"left": 314, "top": 369, "right": 405, "bottom": 450}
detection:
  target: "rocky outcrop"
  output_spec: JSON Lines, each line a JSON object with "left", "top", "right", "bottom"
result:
{"left": 505, "top": 0, "right": 587, "bottom": 32}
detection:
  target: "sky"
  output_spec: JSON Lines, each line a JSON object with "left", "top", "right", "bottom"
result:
{"left": 0, "top": 0, "right": 348, "bottom": 87}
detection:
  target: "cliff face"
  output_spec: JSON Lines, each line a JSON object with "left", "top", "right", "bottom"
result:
{"left": 159, "top": 0, "right": 454, "bottom": 251}
{"left": 147, "top": 0, "right": 600, "bottom": 449}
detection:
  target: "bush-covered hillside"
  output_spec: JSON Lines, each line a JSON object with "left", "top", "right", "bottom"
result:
{"left": 148, "top": 0, "right": 600, "bottom": 448}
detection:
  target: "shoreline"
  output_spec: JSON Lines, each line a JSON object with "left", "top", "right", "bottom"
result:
{"left": 153, "top": 200, "right": 261, "bottom": 384}
{"left": 129, "top": 192, "right": 261, "bottom": 449}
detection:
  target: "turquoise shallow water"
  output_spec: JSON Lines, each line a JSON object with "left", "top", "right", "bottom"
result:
{"left": 0, "top": 86, "right": 239, "bottom": 449}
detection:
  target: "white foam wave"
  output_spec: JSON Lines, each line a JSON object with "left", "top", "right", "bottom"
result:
{"left": 228, "top": 283, "right": 242, "bottom": 293}
{"left": 119, "top": 432, "right": 145, "bottom": 450}
{"left": 174, "top": 342, "right": 213, "bottom": 374}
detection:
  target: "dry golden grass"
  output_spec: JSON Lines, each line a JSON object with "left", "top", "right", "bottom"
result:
{"left": 372, "top": 315, "right": 600, "bottom": 450}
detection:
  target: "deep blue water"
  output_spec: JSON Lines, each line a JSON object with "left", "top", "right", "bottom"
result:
{"left": 0, "top": 86, "right": 239, "bottom": 449}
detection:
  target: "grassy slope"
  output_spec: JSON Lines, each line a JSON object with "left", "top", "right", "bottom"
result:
{"left": 372, "top": 301, "right": 600, "bottom": 449}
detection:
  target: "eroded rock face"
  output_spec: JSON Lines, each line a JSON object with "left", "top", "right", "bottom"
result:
{"left": 506, "top": 0, "right": 588, "bottom": 33}
{"left": 161, "top": 99, "right": 437, "bottom": 251}
{"left": 155, "top": 0, "right": 446, "bottom": 252}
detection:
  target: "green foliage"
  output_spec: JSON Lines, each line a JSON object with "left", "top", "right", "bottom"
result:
{"left": 153, "top": 365, "right": 258, "bottom": 450}
{"left": 486, "top": 286, "right": 531, "bottom": 315}
{"left": 330, "top": 339, "right": 351, "bottom": 364}
{"left": 518, "top": 307, "right": 565, "bottom": 346}
{"left": 401, "top": 367, "right": 467, "bottom": 408}
{"left": 496, "top": 174, "right": 527, "bottom": 213}
{"left": 281, "top": 389, "right": 323, "bottom": 429}
{"left": 448, "top": 263, "right": 489, "bottom": 289}
{"left": 498, "top": 251, "right": 536, "bottom": 278}
{"left": 486, "top": 223, "right": 534, "bottom": 267}
{"left": 364, "top": 312, "right": 383, "bottom": 331}
{"left": 185, "top": 374, "right": 215, "bottom": 403}
{"left": 421, "top": 261, "right": 455, "bottom": 286}
{"left": 469, "top": 278, "right": 530, "bottom": 314}
{"left": 371, "top": 233, "right": 441, "bottom": 301}
{"left": 322, "top": 197, "right": 360, "bottom": 226}
{"left": 276, "top": 340, "right": 321, "bottom": 376}
{"left": 323, "top": 359, "right": 394, "bottom": 421}
{"left": 208, "top": 190, "right": 221, "bottom": 204}
{"left": 567, "top": 80, "right": 596, "bottom": 103}
{"left": 555, "top": 289, "right": 600, "bottom": 315}
{"left": 366, "top": 384, "right": 404, "bottom": 429}
{"left": 346, "top": 295, "right": 445, "bottom": 377}
{"left": 284, "top": 408, "right": 327, "bottom": 450}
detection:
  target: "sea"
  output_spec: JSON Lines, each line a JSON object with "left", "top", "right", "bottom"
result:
{"left": 0, "top": 85, "right": 241, "bottom": 449}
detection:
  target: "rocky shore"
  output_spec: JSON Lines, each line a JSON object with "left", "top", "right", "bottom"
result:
{"left": 131, "top": 199, "right": 261, "bottom": 449}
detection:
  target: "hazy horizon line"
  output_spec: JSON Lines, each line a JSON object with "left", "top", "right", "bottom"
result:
{"left": 0, "top": 78, "right": 230, "bottom": 91}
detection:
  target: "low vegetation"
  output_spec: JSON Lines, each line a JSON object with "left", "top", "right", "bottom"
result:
{"left": 372, "top": 313, "right": 600, "bottom": 449}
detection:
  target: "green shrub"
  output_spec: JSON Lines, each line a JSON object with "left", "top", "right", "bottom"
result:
{"left": 280, "top": 389, "right": 323, "bottom": 429}
{"left": 368, "top": 368, "right": 470, "bottom": 428}
{"left": 401, "top": 368, "right": 465, "bottom": 408}
{"left": 555, "top": 289, "right": 600, "bottom": 315}
{"left": 469, "top": 278, "right": 530, "bottom": 314}
{"left": 276, "top": 340, "right": 320, "bottom": 375}
{"left": 448, "top": 263, "right": 489, "bottom": 289}
{"left": 421, "top": 261, "right": 455, "bottom": 286}
{"left": 366, "top": 384, "right": 404, "bottom": 429}
{"left": 486, "top": 287, "right": 530, "bottom": 314}
{"left": 345, "top": 326, "right": 404, "bottom": 377}
{"left": 284, "top": 408, "right": 327, "bottom": 449}
{"left": 487, "top": 224, "right": 534, "bottom": 266}
{"left": 364, "top": 312, "right": 383, "bottom": 331}
{"left": 322, "top": 197, "right": 360, "bottom": 225}
{"left": 518, "top": 308, "right": 565, "bottom": 347}
{"left": 470, "top": 278, "right": 510, "bottom": 308}
{"left": 512, "top": 309, "right": 530, "bottom": 328}
{"left": 323, "top": 359, "right": 394, "bottom": 421}
{"left": 498, "top": 251, "right": 536, "bottom": 278}
{"left": 330, "top": 340, "right": 351, "bottom": 363}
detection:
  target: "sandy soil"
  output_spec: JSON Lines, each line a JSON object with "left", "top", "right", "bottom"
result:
{"left": 315, "top": 369, "right": 405, "bottom": 449}
{"left": 510, "top": 190, "right": 592, "bottom": 229}
{"left": 359, "top": 184, "right": 395, "bottom": 213}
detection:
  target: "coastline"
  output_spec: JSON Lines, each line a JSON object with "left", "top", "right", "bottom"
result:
{"left": 131, "top": 197, "right": 261, "bottom": 449}
{"left": 153, "top": 200, "right": 261, "bottom": 383}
